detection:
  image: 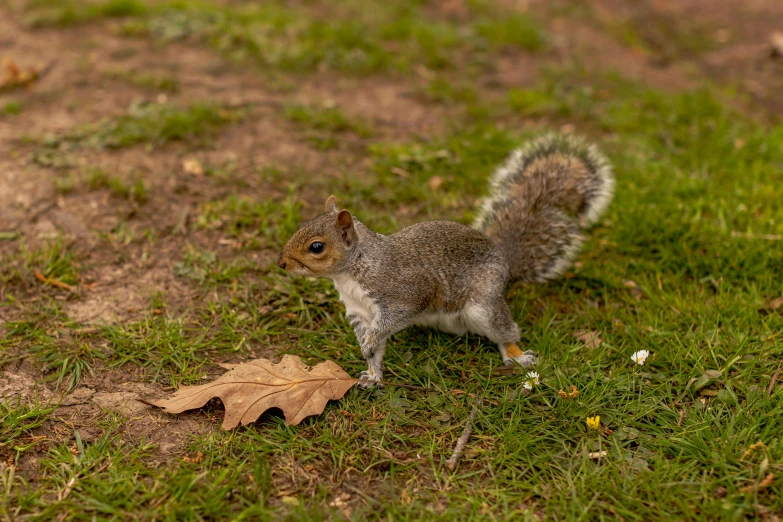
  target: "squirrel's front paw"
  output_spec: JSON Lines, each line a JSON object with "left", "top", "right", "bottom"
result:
{"left": 358, "top": 370, "right": 382, "bottom": 389}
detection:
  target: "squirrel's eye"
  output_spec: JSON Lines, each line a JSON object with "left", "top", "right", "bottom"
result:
{"left": 309, "top": 241, "right": 325, "bottom": 254}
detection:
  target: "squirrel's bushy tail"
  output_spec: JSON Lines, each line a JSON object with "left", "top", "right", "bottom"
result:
{"left": 473, "top": 134, "right": 614, "bottom": 283}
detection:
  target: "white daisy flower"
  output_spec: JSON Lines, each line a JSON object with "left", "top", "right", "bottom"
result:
{"left": 523, "top": 371, "right": 540, "bottom": 390}
{"left": 631, "top": 350, "right": 650, "bottom": 366}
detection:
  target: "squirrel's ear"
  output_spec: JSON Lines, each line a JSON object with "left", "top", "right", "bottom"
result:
{"left": 336, "top": 209, "right": 353, "bottom": 230}
{"left": 324, "top": 195, "right": 338, "bottom": 213}
{"left": 336, "top": 209, "right": 357, "bottom": 245}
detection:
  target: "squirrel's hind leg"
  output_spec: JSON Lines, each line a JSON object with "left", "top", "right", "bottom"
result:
{"left": 500, "top": 342, "right": 538, "bottom": 368}
{"left": 462, "top": 299, "right": 538, "bottom": 368}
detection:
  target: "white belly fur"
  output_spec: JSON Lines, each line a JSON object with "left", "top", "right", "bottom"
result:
{"left": 413, "top": 311, "right": 468, "bottom": 335}
{"left": 414, "top": 304, "right": 493, "bottom": 338}
{"left": 332, "top": 274, "right": 492, "bottom": 339}
{"left": 332, "top": 274, "right": 379, "bottom": 327}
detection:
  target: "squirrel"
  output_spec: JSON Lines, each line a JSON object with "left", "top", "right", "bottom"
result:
{"left": 277, "top": 134, "right": 614, "bottom": 387}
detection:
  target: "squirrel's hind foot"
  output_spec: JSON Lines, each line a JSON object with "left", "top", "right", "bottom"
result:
{"left": 502, "top": 343, "right": 538, "bottom": 367}
{"left": 358, "top": 370, "right": 383, "bottom": 389}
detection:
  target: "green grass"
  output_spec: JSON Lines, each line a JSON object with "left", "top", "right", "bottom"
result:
{"left": 104, "top": 69, "right": 180, "bottom": 93}
{"left": 147, "top": 71, "right": 783, "bottom": 519}
{"left": 52, "top": 167, "right": 149, "bottom": 201}
{"left": 52, "top": 172, "right": 79, "bottom": 194}
{"left": 196, "top": 192, "right": 302, "bottom": 250}
{"left": 1, "top": 101, "right": 22, "bottom": 117}
{"left": 3, "top": 1, "right": 783, "bottom": 520}
{"left": 606, "top": 15, "right": 718, "bottom": 61}
{"left": 367, "top": 126, "right": 517, "bottom": 221}
{"left": 284, "top": 103, "right": 372, "bottom": 150}
{"left": 18, "top": 0, "right": 546, "bottom": 75}
{"left": 129, "top": 1, "right": 546, "bottom": 75}
{"left": 419, "top": 77, "right": 479, "bottom": 106}
{"left": 6, "top": 77, "right": 783, "bottom": 519}
{"left": 92, "top": 102, "right": 243, "bottom": 149}
{"left": 98, "top": 293, "right": 290, "bottom": 387}
{"left": 0, "top": 237, "right": 80, "bottom": 288}
{"left": 0, "top": 399, "right": 54, "bottom": 455}
{"left": 9, "top": 426, "right": 283, "bottom": 519}
{"left": 42, "top": 101, "right": 244, "bottom": 150}
{"left": 507, "top": 70, "right": 783, "bottom": 279}
{"left": 22, "top": 0, "right": 148, "bottom": 28}
{"left": 476, "top": 13, "right": 547, "bottom": 51}
{"left": 86, "top": 167, "right": 148, "bottom": 203}
{"left": 102, "top": 313, "right": 224, "bottom": 386}
{"left": 1, "top": 301, "right": 103, "bottom": 393}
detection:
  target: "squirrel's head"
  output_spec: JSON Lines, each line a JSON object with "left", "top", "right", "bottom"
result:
{"left": 277, "top": 195, "right": 358, "bottom": 277}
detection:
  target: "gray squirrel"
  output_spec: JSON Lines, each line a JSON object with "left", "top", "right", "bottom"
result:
{"left": 277, "top": 134, "right": 614, "bottom": 386}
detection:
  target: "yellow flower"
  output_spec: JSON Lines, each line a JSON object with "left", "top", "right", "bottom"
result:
{"left": 586, "top": 416, "right": 601, "bottom": 430}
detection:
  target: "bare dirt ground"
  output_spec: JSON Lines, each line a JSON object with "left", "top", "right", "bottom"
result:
{"left": 1, "top": 0, "right": 782, "bottom": 512}
{"left": 590, "top": 0, "right": 783, "bottom": 115}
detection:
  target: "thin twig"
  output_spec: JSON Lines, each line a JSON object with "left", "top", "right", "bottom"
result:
{"left": 356, "top": 379, "right": 436, "bottom": 392}
{"left": 731, "top": 231, "right": 782, "bottom": 241}
{"left": 677, "top": 409, "right": 686, "bottom": 426}
{"left": 342, "top": 483, "right": 381, "bottom": 508}
{"left": 34, "top": 268, "right": 74, "bottom": 291}
{"left": 447, "top": 398, "right": 482, "bottom": 471}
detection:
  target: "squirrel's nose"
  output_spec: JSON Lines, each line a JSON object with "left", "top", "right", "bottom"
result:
{"left": 277, "top": 254, "right": 287, "bottom": 270}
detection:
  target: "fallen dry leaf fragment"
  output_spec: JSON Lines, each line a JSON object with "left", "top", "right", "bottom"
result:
{"left": 574, "top": 330, "right": 602, "bottom": 349}
{"left": 147, "top": 355, "right": 356, "bottom": 428}
{"left": 182, "top": 158, "right": 204, "bottom": 176}
{"left": 182, "top": 452, "right": 204, "bottom": 464}
{"left": 0, "top": 59, "right": 42, "bottom": 91}
{"left": 739, "top": 473, "right": 774, "bottom": 493}
{"left": 758, "top": 297, "right": 783, "bottom": 316}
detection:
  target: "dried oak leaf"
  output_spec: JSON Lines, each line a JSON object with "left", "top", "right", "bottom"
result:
{"left": 147, "top": 355, "right": 356, "bottom": 429}
{"left": 758, "top": 297, "right": 783, "bottom": 316}
{"left": 0, "top": 59, "right": 40, "bottom": 91}
{"left": 574, "top": 330, "right": 602, "bottom": 349}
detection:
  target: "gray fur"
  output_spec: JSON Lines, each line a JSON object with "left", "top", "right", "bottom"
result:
{"left": 339, "top": 220, "right": 521, "bottom": 385}
{"left": 473, "top": 133, "right": 614, "bottom": 282}
{"left": 278, "top": 134, "right": 614, "bottom": 384}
